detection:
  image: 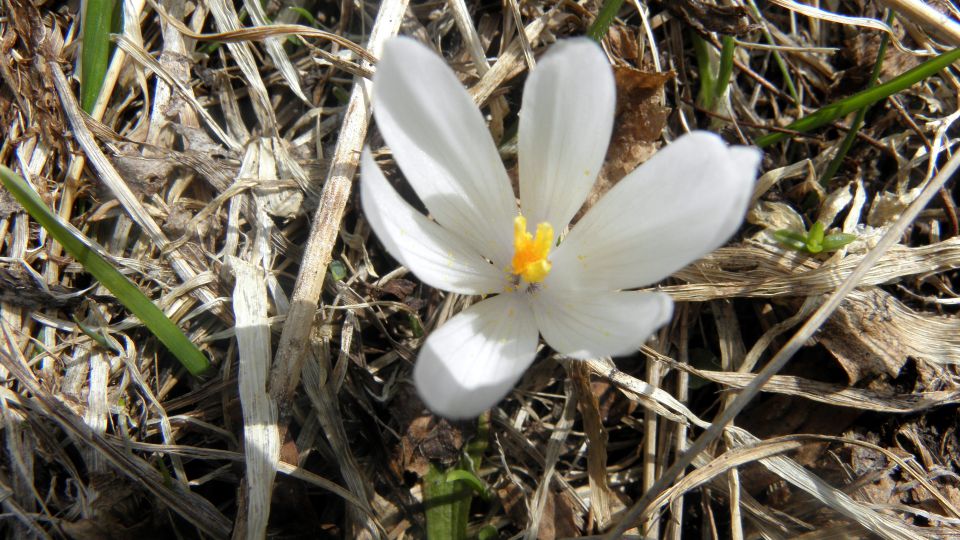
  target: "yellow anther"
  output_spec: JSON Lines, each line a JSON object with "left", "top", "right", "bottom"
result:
{"left": 511, "top": 215, "right": 553, "bottom": 283}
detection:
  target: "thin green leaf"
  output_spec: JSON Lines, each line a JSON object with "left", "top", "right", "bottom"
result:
{"left": 0, "top": 166, "right": 211, "bottom": 376}
{"left": 80, "top": 0, "right": 118, "bottom": 112}
{"left": 757, "top": 45, "right": 960, "bottom": 147}
{"left": 820, "top": 11, "right": 895, "bottom": 186}
{"left": 587, "top": 0, "right": 625, "bottom": 42}
{"left": 744, "top": 0, "right": 800, "bottom": 106}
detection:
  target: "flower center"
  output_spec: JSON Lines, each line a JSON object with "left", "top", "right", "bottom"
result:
{"left": 511, "top": 215, "right": 553, "bottom": 283}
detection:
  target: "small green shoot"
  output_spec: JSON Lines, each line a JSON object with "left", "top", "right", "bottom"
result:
{"left": 774, "top": 222, "right": 856, "bottom": 254}
{"left": 80, "top": 0, "right": 120, "bottom": 112}
{"left": 409, "top": 314, "right": 424, "bottom": 338}
{"left": 693, "top": 33, "right": 737, "bottom": 112}
{"left": 0, "top": 166, "right": 211, "bottom": 376}
{"left": 476, "top": 525, "right": 498, "bottom": 540}
{"left": 757, "top": 45, "right": 960, "bottom": 147}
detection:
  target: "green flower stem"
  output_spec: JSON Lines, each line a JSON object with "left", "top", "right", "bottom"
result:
{"left": 757, "top": 45, "right": 960, "bottom": 147}
{"left": 0, "top": 166, "right": 211, "bottom": 376}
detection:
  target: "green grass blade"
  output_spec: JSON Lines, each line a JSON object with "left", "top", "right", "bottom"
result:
{"left": 757, "top": 45, "right": 960, "bottom": 147}
{"left": 745, "top": 0, "right": 800, "bottom": 106}
{"left": 0, "top": 166, "right": 211, "bottom": 376}
{"left": 819, "top": 11, "right": 895, "bottom": 186}
{"left": 80, "top": 0, "right": 118, "bottom": 112}
{"left": 587, "top": 0, "right": 625, "bottom": 42}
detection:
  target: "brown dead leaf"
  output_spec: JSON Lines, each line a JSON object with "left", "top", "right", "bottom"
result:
{"left": 4, "top": 0, "right": 67, "bottom": 154}
{"left": 834, "top": 33, "right": 920, "bottom": 98}
{"left": 59, "top": 473, "right": 164, "bottom": 540}
{"left": 605, "top": 25, "right": 640, "bottom": 65}
{"left": 396, "top": 412, "right": 465, "bottom": 477}
{"left": 604, "top": 67, "right": 673, "bottom": 182}
{"left": 582, "top": 68, "right": 672, "bottom": 217}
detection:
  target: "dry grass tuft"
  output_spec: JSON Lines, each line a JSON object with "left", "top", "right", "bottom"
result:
{"left": 1, "top": 0, "right": 959, "bottom": 538}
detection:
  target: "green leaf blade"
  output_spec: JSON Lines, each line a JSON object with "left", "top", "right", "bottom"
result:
{"left": 81, "top": 0, "right": 119, "bottom": 112}
{"left": 0, "top": 166, "right": 211, "bottom": 376}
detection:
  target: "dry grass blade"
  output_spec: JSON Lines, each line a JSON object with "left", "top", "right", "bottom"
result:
{"left": 146, "top": 0, "right": 376, "bottom": 62}
{"left": 48, "top": 60, "right": 221, "bottom": 312}
{"left": 670, "top": 362, "right": 960, "bottom": 413}
{"left": 229, "top": 257, "right": 279, "bottom": 539}
{"left": 878, "top": 0, "right": 960, "bottom": 45}
{"left": 609, "top": 150, "right": 960, "bottom": 537}
{"left": 5, "top": 0, "right": 960, "bottom": 536}
{"left": 270, "top": 0, "right": 408, "bottom": 413}
{"left": 668, "top": 238, "right": 960, "bottom": 301}
{"left": 206, "top": 0, "right": 277, "bottom": 129}
{"left": 113, "top": 34, "right": 241, "bottom": 150}
{"left": 241, "top": 0, "right": 308, "bottom": 103}
{"left": 0, "top": 325, "right": 232, "bottom": 538}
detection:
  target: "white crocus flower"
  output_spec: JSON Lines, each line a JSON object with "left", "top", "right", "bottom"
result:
{"left": 361, "top": 37, "right": 761, "bottom": 419}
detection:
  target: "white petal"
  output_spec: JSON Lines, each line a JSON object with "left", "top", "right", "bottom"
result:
{"left": 361, "top": 150, "right": 508, "bottom": 295}
{"left": 549, "top": 132, "right": 761, "bottom": 291}
{"left": 413, "top": 293, "right": 538, "bottom": 419}
{"left": 518, "top": 38, "right": 615, "bottom": 231}
{"left": 373, "top": 37, "right": 517, "bottom": 267}
{"left": 531, "top": 289, "right": 673, "bottom": 359}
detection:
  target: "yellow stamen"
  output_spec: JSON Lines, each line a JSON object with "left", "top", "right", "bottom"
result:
{"left": 511, "top": 215, "right": 553, "bottom": 283}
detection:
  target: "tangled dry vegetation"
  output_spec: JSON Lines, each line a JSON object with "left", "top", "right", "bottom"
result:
{"left": 1, "top": 0, "right": 960, "bottom": 537}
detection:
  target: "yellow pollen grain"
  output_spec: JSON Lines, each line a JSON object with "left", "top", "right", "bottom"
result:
{"left": 511, "top": 215, "right": 553, "bottom": 283}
